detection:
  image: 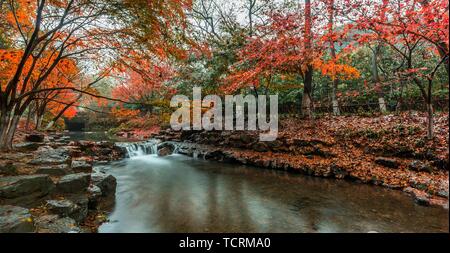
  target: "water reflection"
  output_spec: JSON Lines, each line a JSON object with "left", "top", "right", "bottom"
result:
{"left": 99, "top": 155, "right": 449, "bottom": 233}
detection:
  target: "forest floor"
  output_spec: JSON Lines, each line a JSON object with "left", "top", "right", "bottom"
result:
{"left": 154, "top": 111, "right": 449, "bottom": 208}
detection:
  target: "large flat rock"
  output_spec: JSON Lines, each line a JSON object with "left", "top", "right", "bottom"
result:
{"left": 0, "top": 205, "right": 35, "bottom": 233}
{"left": 36, "top": 164, "right": 72, "bottom": 176}
{"left": 91, "top": 172, "right": 116, "bottom": 197}
{"left": 0, "top": 175, "right": 54, "bottom": 206}
{"left": 29, "top": 147, "right": 71, "bottom": 166}
{"left": 56, "top": 173, "right": 91, "bottom": 194}
{"left": 34, "top": 215, "right": 81, "bottom": 233}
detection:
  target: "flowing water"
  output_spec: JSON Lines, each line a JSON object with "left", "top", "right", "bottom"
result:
{"left": 98, "top": 142, "right": 449, "bottom": 233}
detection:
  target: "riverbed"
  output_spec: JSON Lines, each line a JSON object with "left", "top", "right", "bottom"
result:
{"left": 98, "top": 153, "right": 449, "bottom": 233}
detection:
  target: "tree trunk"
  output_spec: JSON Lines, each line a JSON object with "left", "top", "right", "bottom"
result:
{"left": 328, "top": 0, "right": 340, "bottom": 116}
{"left": 5, "top": 115, "right": 20, "bottom": 149}
{"left": 0, "top": 112, "right": 10, "bottom": 150}
{"left": 331, "top": 79, "right": 340, "bottom": 116}
{"left": 371, "top": 45, "right": 387, "bottom": 113}
{"left": 302, "top": 0, "right": 313, "bottom": 118}
{"left": 302, "top": 66, "right": 313, "bottom": 118}
{"left": 427, "top": 103, "right": 433, "bottom": 139}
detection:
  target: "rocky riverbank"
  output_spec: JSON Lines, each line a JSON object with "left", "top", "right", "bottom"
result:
{"left": 0, "top": 133, "right": 126, "bottom": 233}
{"left": 151, "top": 112, "right": 449, "bottom": 209}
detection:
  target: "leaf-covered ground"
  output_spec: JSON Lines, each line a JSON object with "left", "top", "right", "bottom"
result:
{"left": 167, "top": 111, "right": 449, "bottom": 208}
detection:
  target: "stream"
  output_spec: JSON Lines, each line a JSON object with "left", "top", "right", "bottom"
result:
{"left": 97, "top": 142, "right": 449, "bottom": 233}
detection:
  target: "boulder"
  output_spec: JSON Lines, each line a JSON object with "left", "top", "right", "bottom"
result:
{"left": 0, "top": 175, "right": 54, "bottom": 205}
{"left": 374, "top": 157, "right": 399, "bottom": 169}
{"left": 0, "top": 162, "right": 17, "bottom": 176}
{"left": 66, "top": 195, "right": 89, "bottom": 223}
{"left": 71, "top": 160, "right": 93, "bottom": 173}
{"left": 97, "top": 141, "right": 114, "bottom": 149}
{"left": 408, "top": 161, "right": 433, "bottom": 173}
{"left": 56, "top": 173, "right": 91, "bottom": 194}
{"left": 29, "top": 147, "right": 71, "bottom": 166}
{"left": 46, "top": 198, "right": 87, "bottom": 223}
{"left": 35, "top": 164, "right": 72, "bottom": 176}
{"left": 25, "top": 134, "right": 45, "bottom": 143}
{"left": 157, "top": 142, "right": 175, "bottom": 156}
{"left": 87, "top": 185, "right": 102, "bottom": 209}
{"left": 34, "top": 215, "right": 81, "bottom": 233}
{"left": 252, "top": 142, "right": 269, "bottom": 152}
{"left": 13, "top": 142, "right": 40, "bottom": 151}
{"left": 404, "top": 187, "right": 430, "bottom": 206}
{"left": 0, "top": 205, "right": 35, "bottom": 233}
{"left": 91, "top": 172, "right": 116, "bottom": 197}
{"left": 204, "top": 150, "right": 224, "bottom": 161}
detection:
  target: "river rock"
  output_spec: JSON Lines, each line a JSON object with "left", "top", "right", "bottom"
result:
{"left": 0, "top": 162, "right": 17, "bottom": 176}
{"left": 35, "top": 164, "right": 72, "bottom": 176}
{"left": 56, "top": 173, "right": 91, "bottom": 193}
{"left": 0, "top": 175, "right": 54, "bottom": 205}
{"left": 404, "top": 187, "right": 430, "bottom": 206}
{"left": 374, "top": 157, "right": 399, "bottom": 169}
{"left": 34, "top": 215, "right": 81, "bottom": 233}
{"left": 408, "top": 161, "right": 433, "bottom": 173}
{"left": 46, "top": 198, "right": 87, "bottom": 223}
{"left": 157, "top": 142, "right": 175, "bottom": 156}
{"left": 87, "top": 185, "right": 102, "bottom": 209}
{"left": 66, "top": 195, "right": 89, "bottom": 223}
{"left": 25, "top": 134, "right": 45, "bottom": 143}
{"left": 91, "top": 172, "right": 116, "bottom": 197}
{"left": 29, "top": 147, "right": 71, "bottom": 166}
{"left": 252, "top": 142, "right": 269, "bottom": 152}
{"left": 71, "top": 160, "right": 93, "bottom": 173}
{"left": 13, "top": 142, "right": 40, "bottom": 151}
{"left": 0, "top": 205, "right": 35, "bottom": 233}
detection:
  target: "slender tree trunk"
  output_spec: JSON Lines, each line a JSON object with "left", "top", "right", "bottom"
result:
{"left": 371, "top": 45, "right": 387, "bottom": 113}
{"left": 328, "top": 0, "right": 340, "bottom": 116}
{"left": 0, "top": 113, "right": 10, "bottom": 150}
{"left": 302, "top": 66, "right": 313, "bottom": 118}
{"left": 302, "top": 0, "right": 313, "bottom": 118}
{"left": 426, "top": 103, "right": 433, "bottom": 139}
{"left": 5, "top": 114, "right": 20, "bottom": 149}
{"left": 426, "top": 79, "right": 434, "bottom": 139}
{"left": 331, "top": 79, "right": 339, "bottom": 115}
{"left": 45, "top": 98, "right": 79, "bottom": 130}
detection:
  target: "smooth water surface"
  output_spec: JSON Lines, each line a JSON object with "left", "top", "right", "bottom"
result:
{"left": 98, "top": 154, "right": 449, "bottom": 233}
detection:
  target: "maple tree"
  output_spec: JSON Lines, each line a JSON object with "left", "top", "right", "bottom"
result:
{"left": 0, "top": 0, "right": 192, "bottom": 150}
{"left": 224, "top": 1, "right": 359, "bottom": 118}
{"left": 350, "top": 0, "right": 449, "bottom": 139}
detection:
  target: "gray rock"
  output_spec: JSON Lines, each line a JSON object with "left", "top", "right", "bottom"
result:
{"left": 56, "top": 173, "right": 91, "bottom": 193}
{"left": 34, "top": 215, "right": 81, "bottom": 233}
{"left": 36, "top": 164, "right": 72, "bottom": 176}
{"left": 0, "top": 205, "right": 35, "bottom": 233}
{"left": 374, "top": 157, "right": 399, "bottom": 169}
{"left": 71, "top": 160, "right": 92, "bottom": 173}
{"left": 46, "top": 199, "right": 76, "bottom": 215}
{"left": 29, "top": 147, "right": 71, "bottom": 166}
{"left": 252, "top": 142, "right": 269, "bottom": 152}
{"left": 0, "top": 162, "right": 17, "bottom": 176}
{"left": 157, "top": 142, "right": 175, "bottom": 156}
{"left": 25, "top": 134, "right": 45, "bottom": 143}
{"left": 87, "top": 185, "right": 102, "bottom": 209}
{"left": 0, "top": 175, "right": 54, "bottom": 205}
{"left": 91, "top": 172, "right": 116, "bottom": 197}
{"left": 408, "top": 160, "right": 433, "bottom": 173}
{"left": 13, "top": 142, "right": 40, "bottom": 151}
{"left": 46, "top": 198, "right": 87, "bottom": 223}
{"left": 66, "top": 195, "right": 89, "bottom": 223}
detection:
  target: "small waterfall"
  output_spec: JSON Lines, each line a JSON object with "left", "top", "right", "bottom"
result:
{"left": 119, "top": 139, "right": 159, "bottom": 158}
